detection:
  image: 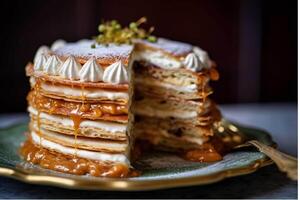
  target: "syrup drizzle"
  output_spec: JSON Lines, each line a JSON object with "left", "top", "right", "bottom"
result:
{"left": 70, "top": 114, "right": 82, "bottom": 157}
{"left": 70, "top": 85, "right": 85, "bottom": 157}
{"left": 34, "top": 79, "right": 43, "bottom": 147}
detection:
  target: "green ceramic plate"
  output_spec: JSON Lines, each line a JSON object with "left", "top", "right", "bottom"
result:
{"left": 0, "top": 121, "right": 274, "bottom": 191}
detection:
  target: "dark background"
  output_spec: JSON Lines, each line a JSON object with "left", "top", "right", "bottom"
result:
{"left": 0, "top": 0, "right": 297, "bottom": 113}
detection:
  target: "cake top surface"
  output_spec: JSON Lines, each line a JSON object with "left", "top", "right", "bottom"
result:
{"left": 54, "top": 40, "right": 134, "bottom": 64}
{"left": 54, "top": 38, "right": 193, "bottom": 63}
{"left": 135, "top": 38, "right": 193, "bottom": 56}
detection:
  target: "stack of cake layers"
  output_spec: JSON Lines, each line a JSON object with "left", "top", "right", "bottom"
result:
{"left": 133, "top": 39, "right": 221, "bottom": 157}
{"left": 24, "top": 40, "right": 135, "bottom": 177}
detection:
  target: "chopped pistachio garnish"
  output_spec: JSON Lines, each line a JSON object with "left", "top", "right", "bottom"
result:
{"left": 92, "top": 17, "right": 157, "bottom": 47}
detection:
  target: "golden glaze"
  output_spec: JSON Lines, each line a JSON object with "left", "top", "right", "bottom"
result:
{"left": 184, "top": 143, "right": 222, "bottom": 162}
{"left": 27, "top": 91, "right": 128, "bottom": 117}
{"left": 70, "top": 115, "right": 82, "bottom": 156}
{"left": 20, "top": 140, "right": 137, "bottom": 178}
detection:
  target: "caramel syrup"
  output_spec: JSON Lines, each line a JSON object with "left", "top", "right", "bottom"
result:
{"left": 27, "top": 91, "right": 128, "bottom": 117}
{"left": 69, "top": 85, "right": 85, "bottom": 157}
{"left": 70, "top": 114, "right": 82, "bottom": 157}
{"left": 20, "top": 140, "right": 137, "bottom": 177}
{"left": 33, "top": 79, "right": 42, "bottom": 147}
{"left": 34, "top": 79, "right": 41, "bottom": 95}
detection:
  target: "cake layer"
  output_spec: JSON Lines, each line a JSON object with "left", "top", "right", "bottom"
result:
{"left": 28, "top": 107, "right": 127, "bottom": 137}
{"left": 33, "top": 80, "right": 129, "bottom": 104}
{"left": 30, "top": 127, "right": 128, "bottom": 153}
{"left": 135, "top": 77, "right": 212, "bottom": 100}
{"left": 26, "top": 64, "right": 129, "bottom": 90}
{"left": 134, "top": 49, "right": 182, "bottom": 70}
{"left": 28, "top": 91, "right": 128, "bottom": 121}
{"left": 30, "top": 131, "right": 130, "bottom": 165}
{"left": 135, "top": 102, "right": 221, "bottom": 126}
{"left": 136, "top": 76, "right": 200, "bottom": 93}
{"left": 134, "top": 96, "right": 211, "bottom": 119}
{"left": 135, "top": 115, "right": 213, "bottom": 137}
{"left": 134, "top": 61, "right": 210, "bottom": 87}
{"left": 135, "top": 38, "right": 193, "bottom": 57}
{"left": 30, "top": 119, "right": 127, "bottom": 141}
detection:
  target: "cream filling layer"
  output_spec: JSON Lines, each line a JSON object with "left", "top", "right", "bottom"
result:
{"left": 40, "top": 82, "right": 129, "bottom": 100}
{"left": 30, "top": 131, "right": 130, "bottom": 164}
{"left": 135, "top": 78, "right": 198, "bottom": 93}
{"left": 34, "top": 127, "right": 127, "bottom": 152}
{"left": 28, "top": 107, "right": 127, "bottom": 133}
{"left": 135, "top": 50, "right": 182, "bottom": 70}
{"left": 135, "top": 105, "right": 198, "bottom": 119}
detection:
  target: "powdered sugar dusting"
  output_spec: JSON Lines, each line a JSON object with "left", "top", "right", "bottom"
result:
{"left": 136, "top": 38, "right": 193, "bottom": 56}
{"left": 54, "top": 38, "right": 192, "bottom": 61}
{"left": 54, "top": 40, "right": 134, "bottom": 61}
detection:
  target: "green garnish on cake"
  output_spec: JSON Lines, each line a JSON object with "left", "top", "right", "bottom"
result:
{"left": 92, "top": 17, "right": 157, "bottom": 47}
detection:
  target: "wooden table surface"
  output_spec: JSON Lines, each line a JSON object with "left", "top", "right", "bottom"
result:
{"left": 0, "top": 103, "right": 297, "bottom": 199}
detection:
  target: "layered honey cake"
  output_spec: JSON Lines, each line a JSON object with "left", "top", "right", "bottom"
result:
{"left": 133, "top": 39, "right": 222, "bottom": 162}
{"left": 21, "top": 18, "right": 223, "bottom": 177}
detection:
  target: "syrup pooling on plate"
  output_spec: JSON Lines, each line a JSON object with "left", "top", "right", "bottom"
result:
{"left": 20, "top": 140, "right": 138, "bottom": 177}
{"left": 184, "top": 143, "right": 222, "bottom": 162}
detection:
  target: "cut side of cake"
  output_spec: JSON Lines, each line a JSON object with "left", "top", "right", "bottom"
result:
{"left": 21, "top": 21, "right": 223, "bottom": 177}
{"left": 133, "top": 39, "right": 222, "bottom": 161}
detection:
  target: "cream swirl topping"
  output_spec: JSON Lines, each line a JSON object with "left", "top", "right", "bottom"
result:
{"left": 193, "top": 47, "right": 211, "bottom": 69}
{"left": 59, "top": 56, "right": 81, "bottom": 80}
{"left": 44, "top": 55, "right": 62, "bottom": 75}
{"left": 182, "top": 53, "right": 204, "bottom": 72}
{"left": 103, "top": 61, "right": 128, "bottom": 84}
{"left": 51, "top": 39, "right": 66, "bottom": 51}
{"left": 34, "top": 54, "right": 48, "bottom": 71}
{"left": 79, "top": 58, "right": 103, "bottom": 82}
{"left": 34, "top": 45, "right": 50, "bottom": 63}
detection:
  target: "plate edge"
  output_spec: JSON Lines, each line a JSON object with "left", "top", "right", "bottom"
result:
{"left": 0, "top": 157, "right": 273, "bottom": 191}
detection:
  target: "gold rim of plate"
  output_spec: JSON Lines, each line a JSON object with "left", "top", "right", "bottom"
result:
{"left": 0, "top": 158, "right": 273, "bottom": 191}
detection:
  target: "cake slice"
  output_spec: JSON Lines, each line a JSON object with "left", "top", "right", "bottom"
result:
{"left": 22, "top": 40, "right": 136, "bottom": 177}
